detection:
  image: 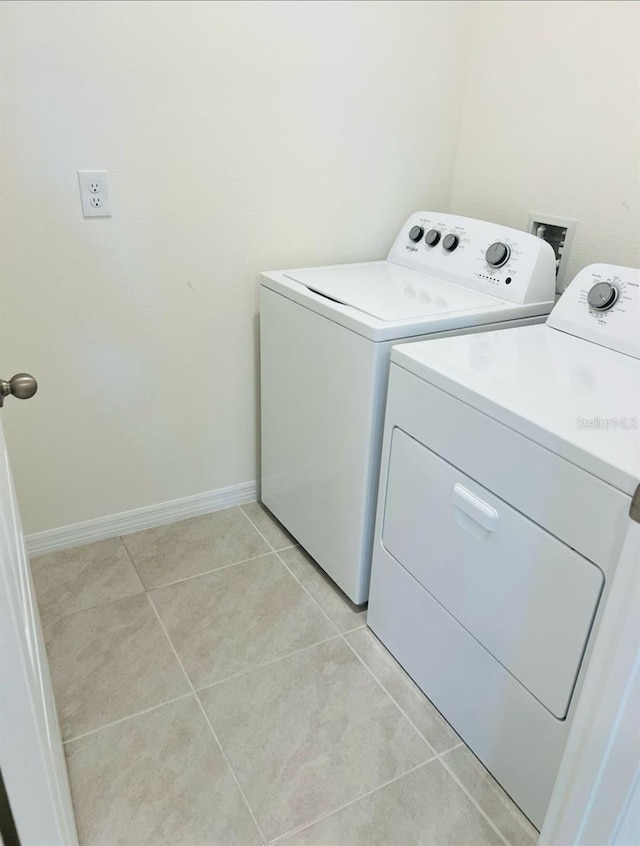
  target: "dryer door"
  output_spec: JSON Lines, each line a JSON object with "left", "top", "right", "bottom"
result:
{"left": 381, "top": 427, "right": 604, "bottom": 719}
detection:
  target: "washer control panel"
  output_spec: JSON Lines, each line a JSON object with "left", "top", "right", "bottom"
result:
{"left": 547, "top": 263, "right": 640, "bottom": 359}
{"left": 388, "top": 211, "right": 556, "bottom": 306}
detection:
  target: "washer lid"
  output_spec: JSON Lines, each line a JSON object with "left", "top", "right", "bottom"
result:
{"left": 284, "top": 262, "right": 503, "bottom": 321}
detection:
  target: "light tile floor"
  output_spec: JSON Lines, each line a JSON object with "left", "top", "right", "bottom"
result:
{"left": 31, "top": 502, "right": 539, "bottom": 846}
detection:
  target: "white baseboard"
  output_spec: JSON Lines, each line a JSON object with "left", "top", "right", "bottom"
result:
{"left": 26, "top": 480, "right": 259, "bottom": 557}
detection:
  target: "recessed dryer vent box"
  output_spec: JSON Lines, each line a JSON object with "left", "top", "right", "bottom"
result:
{"left": 528, "top": 212, "right": 576, "bottom": 294}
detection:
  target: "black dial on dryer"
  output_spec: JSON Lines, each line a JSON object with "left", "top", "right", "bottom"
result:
{"left": 442, "top": 233, "right": 459, "bottom": 252}
{"left": 409, "top": 226, "right": 424, "bottom": 243}
{"left": 485, "top": 241, "right": 511, "bottom": 268}
{"left": 424, "top": 229, "right": 441, "bottom": 247}
{"left": 587, "top": 282, "right": 619, "bottom": 311}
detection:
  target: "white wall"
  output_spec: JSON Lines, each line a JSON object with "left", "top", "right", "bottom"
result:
{"left": 449, "top": 0, "right": 640, "bottom": 284}
{"left": 0, "top": 1, "right": 473, "bottom": 533}
{"left": 2, "top": 1, "right": 638, "bottom": 537}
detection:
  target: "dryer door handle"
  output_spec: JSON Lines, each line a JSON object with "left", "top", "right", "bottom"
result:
{"left": 452, "top": 484, "right": 499, "bottom": 532}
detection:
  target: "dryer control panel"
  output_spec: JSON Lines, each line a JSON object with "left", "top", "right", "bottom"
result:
{"left": 547, "top": 263, "right": 640, "bottom": 359}
{"left": 388, "top": 211, "right": 557, "bottom": 306}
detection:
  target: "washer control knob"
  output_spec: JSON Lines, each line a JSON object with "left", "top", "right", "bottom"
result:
{"left": 485, "top": 241, "right": 511, "bottom": 268}
{"left": 442, "top": 233, "right": 459, "bottom": 252}
{"left": 587, "top": 281, "right": 619, "bottom": 311}
{"left": 425, "top": 229, "right": 441, "bottom": 247}
{"left": 409, "top": 225, "right": 424, "bottom": 243}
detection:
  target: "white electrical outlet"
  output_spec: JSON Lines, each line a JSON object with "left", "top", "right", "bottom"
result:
{"left": 78, "top": 170, "right": 111, "bottom": 218}
{"left": 527, "top": 212, "right": 576, "bottom": 293}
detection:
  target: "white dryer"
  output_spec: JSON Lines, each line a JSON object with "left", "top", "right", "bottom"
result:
{"left": 260, "top": 212, "right": 556, "bottom": 604}
{"left": 367, "top": 263, "right": 640, "bottom": 827}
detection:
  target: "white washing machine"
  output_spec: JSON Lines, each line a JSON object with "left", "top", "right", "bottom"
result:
{"left": 367, "top": 263, "right": 640, "bottom": 827}
{"left": 260, "top": 212, "right": 556, "bottom": 604}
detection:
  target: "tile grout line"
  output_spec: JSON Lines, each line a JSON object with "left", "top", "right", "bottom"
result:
{"left": 119, "top": 534, "right": 147, "bottom": 587}
{"left": 62, "top": 692, "right": 194, "bottom": 745}
{"left": 193, "top": 698, "right": 268, "bottom": 846}
{"left": 239, "top": 506, "right": 366, "bottom": 636}
{"left": 41, "top": 585, "right": 147, "bottom": 628}
{"left": 439, "top": 754, "right": 514, "bottom": 846}
{"left": 266, "top": 745, "right": 468, "bottom": 846}
{"left": 144, "top": 550, "right": 277, "bottom": 591}
{"left": 238, "top": 506, "right": 344, "bottom": 637}
{"left": 238, "top": 505, "right": 281, "bottom": 555}
{"left": 275, "top": 549, "right": 343, "bottom": 635}
{"left": 238, "top": 504, "right": 279, "bottom": 551}
{"left": 439, "top": 746, "right": 538, "bottom": 844}
{"left": 193, "top": 633, "right": 344, "bottom": 694}
{"left": 339, "top": 638, "right": 514, "bottom": 843}
{"left": 238, "top": 502, "right": 298, "bottom": 554}
{"left": 266, "top": 742, "right": 494, "bottom": 846}
{"left": 266, "top": 759, "right": 431, "bottom": 844}
{"left": 120, "top": 526, "right": 279, "bottom": 591}
{"left": 339, "top": 632, "right": 439, "bottom": 757}
{"left": 339, "top": 623, "right": 368, "bottom": 635}
{"left": 146, "top": 592, "right": 269, "bottom": 846}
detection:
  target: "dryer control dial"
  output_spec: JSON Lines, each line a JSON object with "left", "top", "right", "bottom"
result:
{"left": 587, "top": 281, "right": 619, "bottom": 312}
{"left": 485, "top": 241, "right": 511, "bottom": 268}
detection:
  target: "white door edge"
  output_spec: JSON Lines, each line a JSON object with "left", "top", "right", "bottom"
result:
{"left": 0, "top": 420, "right": 79, "bottom": 845}
{"left": 539, "top": 516, "right": 640, "bottom": 846}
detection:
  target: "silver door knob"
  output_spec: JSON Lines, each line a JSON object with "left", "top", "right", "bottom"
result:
{"left": 0, "top": 373, "right": 38, "bottom": 407}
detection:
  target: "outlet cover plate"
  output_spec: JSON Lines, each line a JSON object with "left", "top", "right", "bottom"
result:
{"left": 78, "top": 170, "right": 111, "bottom": 218}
